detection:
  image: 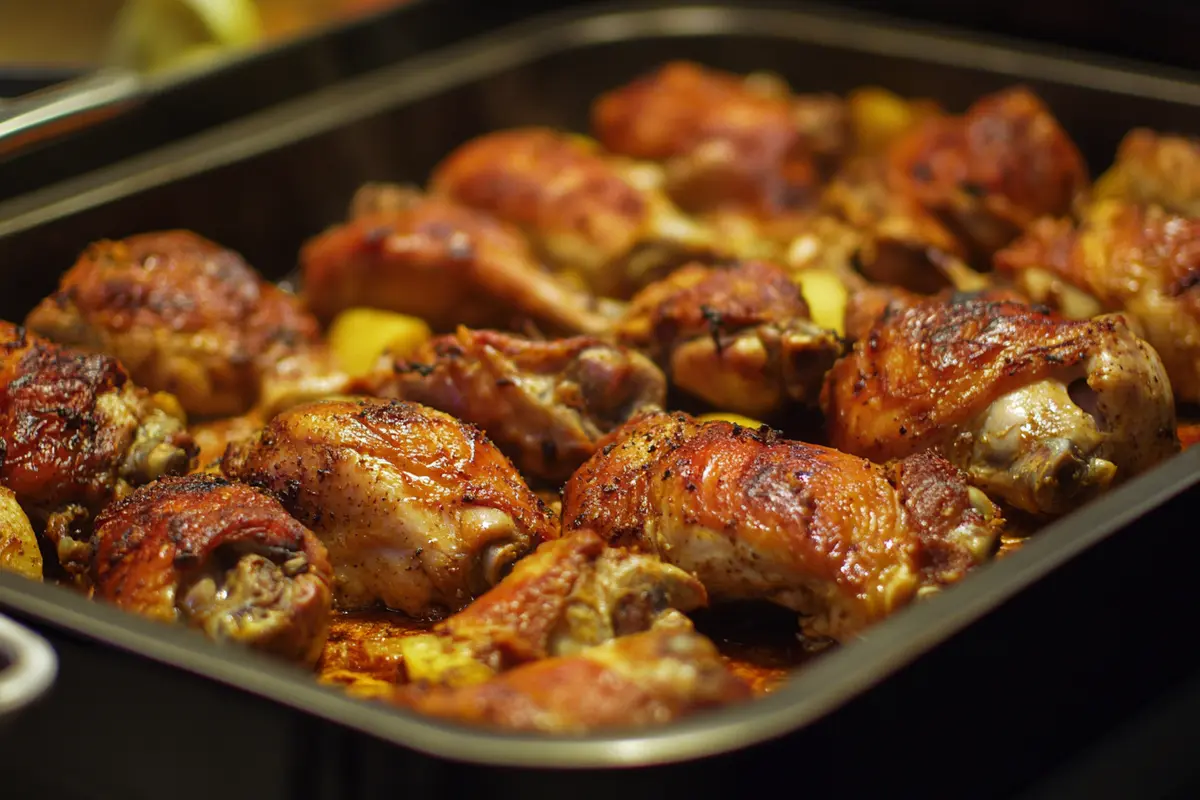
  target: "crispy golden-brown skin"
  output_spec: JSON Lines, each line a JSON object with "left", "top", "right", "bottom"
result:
{"left": 222, "top": 397, "right": 558, "bottom": 617}
{"left": 591, "top": 61, "right": 843, "bottom": 215}
{"left": 386, "top": 622, "right": 752, "bottom": 734}
{"left": 26, "top": 231, "right": 339, "bottom": 419}
{"left": 299, "top": 187, "right": 620, "bottom": 336}
{"left": 1091, "top": 128, "right": 1200, "bottom": 217}
{"left": 90, "top": 474, "right": 333, "bottom": 666}
{"left": 429, "top": 127, "right": 716, "bottom": 297}
{"left": 562, "top": 412, "right": 1000, "bottom": 641}
{"left": 823, "top": 297, "right": 1179, "bottom": 514}
{"left": 0, "top": 321, "right": 196, "bottom": 577}
{"left": 842, "top": 285, "right": 1030, "bottom": 344}
{"left": 995, "top": 199, "right": 1200, "bottom": 402}
{"left": 614, "top": 260, "right": 843, "bottom": 417}
{"left": 356, "top": 327, "right": 666, "bottom": 484}
{"left": 0, "top": 486, "right": 42, "bottom": 581}
{"left": 887, "top": 86, "right": 1088, "bottom": 259}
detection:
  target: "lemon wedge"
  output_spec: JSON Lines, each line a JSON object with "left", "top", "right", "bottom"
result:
{"left": 327, "top": 308, "right": 433, "bottom": 377}
{"left": 697, "top": 412, "right": 767, "bottom": 429}
{"left": 108, "top": 0, "right": 263, "bottom": 74}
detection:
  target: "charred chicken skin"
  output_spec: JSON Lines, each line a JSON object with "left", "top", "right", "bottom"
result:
{"left": 26, "top": 231, "right": 343, "bottom": 419}
{"left": 222, "top": 397, "right": 558, "bottom": 617}
{"left": 429, "top": 126, "right": 718, "bottom": 298}
{"left": 299, "top": 186, "right": 621, "bottom": 336}
{"left": 393, "top": 530, "right": 707, "bottom": 687}
{"left": 995, "top": 199, "right": 1200, "bottom": 403}
{"left": 355, "top": 327, "right": 667, "bottom": 484}
{"left": 887, "top": 86, "right": 1089, "bottom": 260}
{"left": 90, "top": 474, "right": 333, "bottom": 666}
{"left": 614, "top": 260, "right": 843, "bottom": 417}
{"left": 0, "top": 486, "right": 42, "bottom": 581}
{"left": 0, "top": 322, "right": 196, "bottom": 577}
{"left": 562, "top": 412, "right": 1001, "bottom": 641}
{"left": 1090, "top": 128, "right": 1200, "bottom": 217}
{"left": 822, "top": 297, "right": 1179, "bottom": 515}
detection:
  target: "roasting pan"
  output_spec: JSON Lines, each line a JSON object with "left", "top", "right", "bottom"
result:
{"left": 1, "top": 3, "right": 1200, "bottom": 798}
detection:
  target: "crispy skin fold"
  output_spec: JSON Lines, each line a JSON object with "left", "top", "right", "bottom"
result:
{"left": 91, "top": 474, "right": 333, "bottom": 666}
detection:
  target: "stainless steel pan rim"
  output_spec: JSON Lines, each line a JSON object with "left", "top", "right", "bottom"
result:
{"left": 0, "top": 612, "right": 58, "bottom": 720}
{"left": 0, "top": 0, "right": 1198, "bottom": 770}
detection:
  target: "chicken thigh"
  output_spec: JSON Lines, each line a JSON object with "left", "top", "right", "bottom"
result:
{"left": 90, "top": 474, "right": 333, "bottom": 666}
{"left": 562, "top": 412, "right": 1001, "bottom": 641}
{"left": 26, "top": 230, "right": 344, "bottom": 419}
{"left": 822, "top": 296, "right": 1179, "bottom": 515}
{"left": 1090, "top": 128, "right": 1200, "bottom": 217}
{"left": 221, "top": 397, "right": 558, "bottom": 617}
{"left": 355, "top": 327, "right": 667, "bottom": 484}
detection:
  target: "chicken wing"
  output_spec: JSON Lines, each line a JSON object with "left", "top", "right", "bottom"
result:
{"left": 386, "top": 622, "right": 751, "bottom": 734}
{"left": 1090, "top": 128, "right": 1200, "bottom": 217}
{"left": 25, "top": 230, "right": 344, "bottom": 419}
{"left": 994, "top": 199, "right": 1200, "bottom": 402}
{"left": 429, "top": 127, "right": 719, "bottom": 298}
{"left": 394, "top": 530, "right": 706, "bottom": 687}
{"left": 221, "top": 397, "right": 558, "bottom": 617}
{"left": 0, "top": 322, "right": 196, "bottom": 578}
{"left": 614, "top": 260, "right": 843, "bottom": 417}
{"left": 591, "top": 60, "right": 847, "bottom": 216}
{"left": 562, "top": 412, "right": 1001, "bottom": 641}
{"left": 887, "top": 86, "right": 1088, "bottom": 260}
{"left": 355, "top": 327, "right": 666, "bottom": 484}
{"left": 822, "top": 296, "right": 1179, "bottom": 515}
{"left": 0, "top": 486, "right": 42, "bottom": 581}
{"left": 90, "top": 474, "right": 333, "bottom": 666}
{"left": 299, "top": 186, "right": 621, "bottom": 336}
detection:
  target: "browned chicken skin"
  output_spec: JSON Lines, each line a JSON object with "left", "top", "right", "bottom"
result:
{"left": 429, "top": 127, "right": 718, "bottom": 298}
{"left": 299, "top": 186, "right": 621, "bottom": 336}
{"left": 26, "top": 231, "right": 343, "bottom": 419}
{"left": 0, "top": 322, "right": 196, "bottom": 577}
{"left": 1090, "top": 128, "right": 1200, "bottom": 217}
{"left": 222, "top": 397, "right": 558, "bottom": 617}
{"left": 887, "top": 86, "right": 1089, "bottom": 260}
{"left": 995, "top": 199, "right": 1200, "bottom": 402}
{"left": 843, "top": 285, "right": 1030, "bottom": 344}
{"left": 562, "top": 412, "right": 1001, "bottom": 641}
{"left": 592, "top": 60, "right": 845, "bottom": 216}
{"left": 90, "top": 474, "right": 333, "bottom": 666}
{"left": 614, "top": 260, "right": 843, "bottom": 417}
{"left": 355, "top": 327, "right": 667, "bottom": 484}
{"left": 823, "top": 297, "right": 1179, "bottom": 515}
{"left": 387, "top": 620, "right": 751, "bottom": 734}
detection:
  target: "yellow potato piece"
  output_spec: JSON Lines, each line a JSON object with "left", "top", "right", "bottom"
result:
{"left": 0, "top": 486, "right": 42, "bottom": 582}
{"left": 848, "top": 87, "right": 938, "bottom": 155}
{"left": 328, "top": 308, "right": 433, "bottom": 377}
{"left": 697, "top": 412, "right": 768, "bottom": 429}
{"left": 794, "top": 268, "right": 849, "bottom": 336}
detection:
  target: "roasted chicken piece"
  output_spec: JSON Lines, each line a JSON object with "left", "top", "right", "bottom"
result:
{"left": 591, "top": 60, "right": 847, "bottom": 216}
{"left": 387, "top": 621, "right": 751, "bottom": 734}
{"left": 823, "top": 296, "right": 1179, "bottom": 515}
{"left": 394, "top": 530, "right": 707, "bottom": 688}
{"left": 562, "top": 412, "right": 1002, "bottom": 641}
{"left": 0, "top": 487, "right": 42, "bottom": 581}
{"left": 842, "top": 285, "right": 1030, "bottom": 343}
{"left": 0, "top": 322, "right": 196, "bottom": 577}
{"left": 846, "top": 86, "right": 944, "bottom": 158}
{"left": 355, "top": 327, "right": 667, "bottom": 484}
{"left": 887, "top": 86, "right": 1089, "bottom": 260}
{"left": 1090, "top": 128, "right": 1200, "bottom": 217}
{"left": 90, "top": 474, "right": 333, "bottom": 666}
{"left": 995, "top": 199, "right": 1200, "bottom": 402}
{"left": 614, "top": 260, "right": 843, "bottom": 417}
{"left": 300, "top": 186, "right": 621, "bottom": 336}
{"left": 189, "top": 411, "right": 265, "bottom": 474}
{"left": 429, "top": 127, "right": 719, "bottom": 298}
{"left": 222, "top": 397, "right": 558, "bottom": 617}
{"left": 26, "top": 231, "right": 345, "bottom": 419}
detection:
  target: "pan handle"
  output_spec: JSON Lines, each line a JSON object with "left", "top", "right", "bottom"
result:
{"left": 0, "top": 68, "right": 143, "bottom": 159}
{"left": 0, "top": 613, "right": 57, "bottom": 720}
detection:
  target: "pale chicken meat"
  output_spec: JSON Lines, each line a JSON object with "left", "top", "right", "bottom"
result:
{"left": 0, "top": 321, "right": 196, "bottom": 579}
{"left": 90, "top": 474, "right": 333, "bottom": 666}
{"left": 429, "top": 127, "right": 720, "bottom": 298}
{"left": 1090, "top": 128, "right": 1200, "bottom": 217}
{"left": 299, "top": 185, "right": 621, "bottom": 336}
{"left": 822, "top": 296, "right": 1179, "bottom": 515}
{"left": 0, "top": 486, "right": 42, "bottom": 581}
{"left": 355, "top": 327, "right": 667, "bottom": 484}
{"left": 994, "top": 199, "right": 1200, "bottom": 403}
{"left": 614, "top": 260, "right": 843, "bottom": 418}
{"left": 26, "top": 230, "right": 346, "bottom": 419}
{"left": 221, "top": 397, "right": 558, "bottom": 617}
{"left": 562, "top": 412, "right": 1002, "bottom": 641}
